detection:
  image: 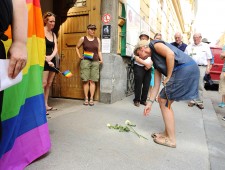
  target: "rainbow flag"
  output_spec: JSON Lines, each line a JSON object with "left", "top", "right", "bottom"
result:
{"left": 83, "top": 51, "right": 94, "bottom": 59}
{"left": 0, "top": 0, "right": 51, "bottom": 169}
{"left": 62, "top": 70, "right": 73, "bottom": 78}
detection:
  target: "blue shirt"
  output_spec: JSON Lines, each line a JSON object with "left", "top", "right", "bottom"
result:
{"left": 171, "top": 42, "right": 187, "bottom": 52}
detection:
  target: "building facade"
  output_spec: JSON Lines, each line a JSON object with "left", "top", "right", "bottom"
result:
{"left": 40, "top": 0, "right": 196, "bottom": 103}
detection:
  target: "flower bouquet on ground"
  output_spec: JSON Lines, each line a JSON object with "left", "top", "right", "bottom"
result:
{"left": 107, "top": 120, "right": 148, "bottom": 140}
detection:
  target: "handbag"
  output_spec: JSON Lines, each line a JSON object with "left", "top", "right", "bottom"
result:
{"left": 149, "top": 41, "right": 167, "bottom": 76}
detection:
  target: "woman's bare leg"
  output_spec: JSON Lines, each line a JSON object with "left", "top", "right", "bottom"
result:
{"left": 43, "top": 71, "right": 55, "bottom": 109}
{"left": 157, "top": 96, "right": 176, "bottom": 144}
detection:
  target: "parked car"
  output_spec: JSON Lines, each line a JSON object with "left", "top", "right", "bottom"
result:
{"left": 209, "top": 47, "right": 223, "bottom": 85}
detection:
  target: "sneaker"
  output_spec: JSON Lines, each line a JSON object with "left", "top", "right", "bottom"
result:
{"left": 134, "top": 101, "right": 140, "bottom": 107}
{"left": 218, "top": 102, "right": 225, "bottom": 108}
{"left": 222, "top": 116, "right": 225, "bottom": 121}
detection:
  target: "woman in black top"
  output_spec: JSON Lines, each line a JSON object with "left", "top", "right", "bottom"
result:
{"left": 0, "top": 0, "right": 27, "bottom": 138}
{"left": 42, "top": 12, "right": 58, "bottom": 112}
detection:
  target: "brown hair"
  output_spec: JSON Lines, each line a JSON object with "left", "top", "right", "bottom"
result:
{"left": 43, "top": 12, "right": 55, "bottom": 25}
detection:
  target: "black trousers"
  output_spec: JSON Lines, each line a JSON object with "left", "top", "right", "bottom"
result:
{"left": 133, "top": 64, "right": 151, "bottom": 102}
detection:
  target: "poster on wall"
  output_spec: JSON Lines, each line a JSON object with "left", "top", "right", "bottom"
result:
{"left": 126, "top": 4, "right": 140, "bottom": 56}
{"left": 102, "top": 25, "right": 111, "bottom": 53}
{"left": 102, "top": 25, "right": 111, "bottom": 39}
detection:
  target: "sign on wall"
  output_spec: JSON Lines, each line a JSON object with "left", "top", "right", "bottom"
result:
{"left": 102, "top": 25, "right": 111, "bottom": 53}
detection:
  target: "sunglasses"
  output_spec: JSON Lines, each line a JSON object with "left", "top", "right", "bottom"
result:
{"left": 44, "top": 12, "right": 55, "bottom": 19}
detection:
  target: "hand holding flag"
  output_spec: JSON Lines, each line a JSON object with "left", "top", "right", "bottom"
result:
{"left": 51, "top": 67, "right": 73, "bottom": 78}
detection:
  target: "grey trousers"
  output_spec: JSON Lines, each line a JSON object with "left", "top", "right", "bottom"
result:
{"left": 191, "top": 66, "right": 205, "bottom": 104}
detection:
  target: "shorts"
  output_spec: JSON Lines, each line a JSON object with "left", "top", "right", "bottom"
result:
{"left": 80, "top": 59, "right": 100, "bottom": 82}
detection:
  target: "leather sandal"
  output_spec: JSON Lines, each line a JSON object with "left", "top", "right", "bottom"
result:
{"left": 89, "top": 99, "right": 94, "bottom": 106}
{"left": 151, "top": 132, "right": 165, "bottom": 138}
{"left": 197, "top": 103, "right": 204, "bottom": 109}
{"left": 188, "top": 102, "right": 195, "bottom": 107}
{"left": 83, "top": 98, "right": 89, "bottom": 106}
{"left": 153, "top": 137, "right": 176, "bottom": 148}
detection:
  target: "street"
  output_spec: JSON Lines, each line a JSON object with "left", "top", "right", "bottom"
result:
{"left": 204, "top": 84, "right": 225, "bottom": 127}
{"left": 25, "top": 88, "right": 225, "bottom": 170}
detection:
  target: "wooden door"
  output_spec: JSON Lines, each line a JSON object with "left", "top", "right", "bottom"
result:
{"left": 52, "top": 0, "right": 101, "bottom": 100}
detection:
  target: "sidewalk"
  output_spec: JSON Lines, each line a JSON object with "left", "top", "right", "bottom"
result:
{"left": 26, "top": 95, "right": 225, "bottom": 170}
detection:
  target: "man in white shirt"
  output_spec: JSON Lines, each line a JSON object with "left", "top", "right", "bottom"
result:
{"left": 185, "top": 33, "right": 212, "bottom": 109}
{"left": 133, "top": 31, "right": 153, "bottom": 107}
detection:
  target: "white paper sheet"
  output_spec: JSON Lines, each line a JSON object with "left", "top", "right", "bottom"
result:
{"left": 0, "top": 59, "right": 22, "bottom": 91}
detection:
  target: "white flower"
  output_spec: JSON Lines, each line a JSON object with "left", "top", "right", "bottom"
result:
{"left": 125, "top": 120, "right": 131, "bottom": 125}
{"left": 107, "top": 123, "right": 111, "bottom": 127}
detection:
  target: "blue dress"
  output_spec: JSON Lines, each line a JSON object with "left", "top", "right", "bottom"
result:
{"left": 150, "top": 40, "right": 199, "bottom": 101}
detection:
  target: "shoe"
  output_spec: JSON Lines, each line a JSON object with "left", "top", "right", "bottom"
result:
{"left": 83, "top": 98, "right": 89, "bottom": 106}
{"left": 140, "top": 101, "right": 147, "bottom": 106}
{"left": 197, "top": 103, "right": 204, "bottom": 109}
{"left": 47, "top": 107, "right": 57, "bottom": 111}
{"left": 222, "top": 116, "right": 225, "bottom": 121}
{"left": 153, "top": 137, "right": 176, "bottom": 148}
{"left": 89, "top": 99, "right": 94, "bottom": 106}
{"left": 151, "top": 132, "right": 165, "bottom": 139}
{"left": 188, "top": 101, "right": 195, "bottom": 107}
{"left": 134, "top": 101, "right": 140, "bottom": 107}
{"left": 218, "top": 102, "right": 225, "bottom": 108}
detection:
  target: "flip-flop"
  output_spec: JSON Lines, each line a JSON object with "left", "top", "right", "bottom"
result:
{"left": 153, "top": 137, "right": 176, "bottom": 148}
{"left": 47, "top": 107, "right": 57, "bottom": 111}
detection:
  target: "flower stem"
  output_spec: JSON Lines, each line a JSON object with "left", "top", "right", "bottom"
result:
{"left": 129, "top": 126, "right": 148, "bottom": 140}
{"left": 129, "top": 126, "right": 140, "bottom": 138}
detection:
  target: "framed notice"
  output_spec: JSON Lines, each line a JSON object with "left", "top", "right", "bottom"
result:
{"left": 102, "top": 25, "right": 111, "bottom": 39}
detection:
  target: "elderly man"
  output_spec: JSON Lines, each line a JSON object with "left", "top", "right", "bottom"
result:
{"left": 185, "top": 33, "right": 212, "bottom": 109}
{"left": 171, "top": 32, "right": 187, "bottom": 52}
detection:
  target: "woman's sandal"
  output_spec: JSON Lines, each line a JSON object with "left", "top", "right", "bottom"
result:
{"left": 151, "top": 132, "right": 165, "bottom": 138}
{"left": 153, "top": 137, "right": 176, "bottom": 148}
{"left": 89, "top": 99, "right": 94, "bottom": 106}
{"left": 83, "top": 98, "right": 89, "bottom": 106}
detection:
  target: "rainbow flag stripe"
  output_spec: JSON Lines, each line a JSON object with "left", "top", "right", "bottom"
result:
{"left": 83, "top": 51, "right": 94, "bottom": 59}
{"left": 0, "top": 0, "right": 51, "bottom": 169}
{"left": 62, "top": 70, "right": 73, "bottom": 78}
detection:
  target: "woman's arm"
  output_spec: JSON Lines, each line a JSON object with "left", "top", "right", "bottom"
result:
{"left": 144, "top": 69, "right": 161, "bottom": 116}
{"left": 75, "top": 37, "right": 84, "bottom": 59}
{"left": 97, "top": 38, "right": 103, "bottom": 64}
{"left": 8, "top": 0, "right": 28, "bottom": 79}
{"left": 154, "top": 42, "right": 174, "bottom": 85}
{"left": 134, "top": 56, "right": 153, "bottom": 69}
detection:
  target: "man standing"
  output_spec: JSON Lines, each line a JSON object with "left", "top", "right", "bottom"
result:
{"left": 185, "top": 33, "right": 212, "bottom": 109}
{"left": 171, "top": 32, "right": 187, "bottom": 52}
{"left": 133, "top": 31, "right": 152, "bottom": 107}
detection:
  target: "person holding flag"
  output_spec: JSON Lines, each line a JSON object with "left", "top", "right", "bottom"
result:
{"left": 42, "top": 11, "right": 58, "bottom": 112}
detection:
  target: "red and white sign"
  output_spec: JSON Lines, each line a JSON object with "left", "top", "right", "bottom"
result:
{"left": 102, "top": 13, "right": 111, "bottom": 24}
